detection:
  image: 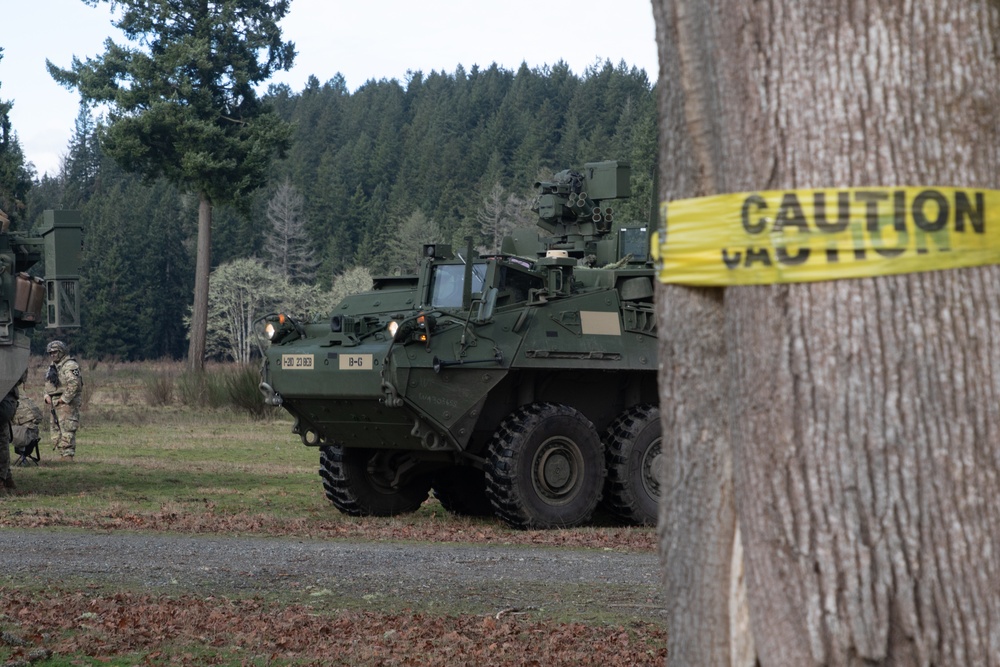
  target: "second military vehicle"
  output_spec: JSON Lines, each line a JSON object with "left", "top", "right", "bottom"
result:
{"left": 0, "top": 209, "right": 82, "bottom": 398}
{"left": 260, "top": 161, "right": 660, "bottom": 528}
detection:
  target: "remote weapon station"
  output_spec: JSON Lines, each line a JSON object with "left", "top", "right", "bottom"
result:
{"left": 260, "top": 161, "right": 660, "bottom": 528}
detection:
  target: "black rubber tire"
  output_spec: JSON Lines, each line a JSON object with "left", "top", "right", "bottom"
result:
{"left": 485, "top": 402, "right": 605, "bottom": 529}
{"left": 601, "top": 404, "right": 662, "bottom": 526}
{"left": 319, "top": 444, "right": 431, "bottom": 516}
{"left": 432, "top": 467, "right": 495, "bottom": 517}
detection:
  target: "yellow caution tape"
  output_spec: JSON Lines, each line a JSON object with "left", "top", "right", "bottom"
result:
{"left": 654, "top": 186, "right": 1000, "bottom": 285}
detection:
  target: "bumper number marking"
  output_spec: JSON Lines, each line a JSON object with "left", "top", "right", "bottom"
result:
{"left": 281, "top": 353, "right": 314, "bottom": 369}
{"left": 339, "top": 353, "right": 373, "bottom": 370}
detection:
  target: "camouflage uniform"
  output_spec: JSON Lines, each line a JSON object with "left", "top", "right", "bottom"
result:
{"left": 13, "top": 390, "right": 43, "bottom": 454}
{"left": 0, "top": 386, "right": 18, "bottom": 490}
{"left": 44, "top": 341, "right": 83, "bottom": 458}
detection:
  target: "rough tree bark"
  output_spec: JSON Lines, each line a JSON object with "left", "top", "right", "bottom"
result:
{"left": 652, "top": 2, "right": 743, "bottom": 665}
{"left": 653, "top": 1, "right": 1000, "bottom": 664}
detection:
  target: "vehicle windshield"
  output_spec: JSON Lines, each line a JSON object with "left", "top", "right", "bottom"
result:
{"left": 430, "top": 263, "right": 486, "bottom": 308}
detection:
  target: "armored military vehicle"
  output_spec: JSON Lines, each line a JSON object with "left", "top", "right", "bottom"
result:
{"left": 0, "top": 210, "right": 82, "bottom": 397}
{"left": 260, "top": 161, "right": 660, "bottom": 528}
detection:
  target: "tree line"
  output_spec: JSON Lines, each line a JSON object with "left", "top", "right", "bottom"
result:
{"left": 8, "top": 59, "right": 655, "bottom": 362}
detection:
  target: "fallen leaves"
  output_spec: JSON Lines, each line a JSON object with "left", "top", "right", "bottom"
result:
{"left": 0, "top": 588, "right": 667, "bottom": 666}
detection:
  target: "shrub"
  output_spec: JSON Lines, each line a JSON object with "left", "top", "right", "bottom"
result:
{"left": 176, "top": 364, "right": 272, "bottom": 419}
{"left": 142, "top": 372, "right": 174, "bottom": 406}
{"left": 224, "top": 363, "right": 274, "bottom": 421}
{"left": 176, "top": 370, "right": 207, "bottom": 407}
{"left": 204, "top": 371, "right": 231, "bottom": 409}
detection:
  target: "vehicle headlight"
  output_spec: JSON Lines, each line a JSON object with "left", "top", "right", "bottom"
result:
{"left": 387, "top": 320, "right": 400, "bottom": 338}
{"left": 265, "top": 314, "right": 292, "bottom": 343}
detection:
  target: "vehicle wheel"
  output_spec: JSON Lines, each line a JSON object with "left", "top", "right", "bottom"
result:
{"left": 485, "top": 402, "right": 605, "bottom": 529}
{"left": 602, "top": 404, "right": 662, "bottom": 526}
{"left": 432, "top": 466, "right": 494, "bottom": 517}
{"left": 319, "top": 444, "right": 431, "bottom": 516}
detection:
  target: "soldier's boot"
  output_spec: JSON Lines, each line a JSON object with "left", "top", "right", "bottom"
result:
{"left": 2, "top": 475, "right": 14, "bottom": 489}
{"left": 59, "top": 440, "right": 75, "bottom": 459}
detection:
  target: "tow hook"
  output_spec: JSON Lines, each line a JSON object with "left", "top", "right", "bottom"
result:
{"left": 259, "top": 382, "right": 283, "bottom": 406}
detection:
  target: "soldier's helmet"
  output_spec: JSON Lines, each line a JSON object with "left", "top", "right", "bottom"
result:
{"left": 46, "top": 340, "right": 68, "bottom": 360}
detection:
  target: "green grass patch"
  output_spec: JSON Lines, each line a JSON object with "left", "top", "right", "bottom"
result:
{"left": 6, "top": 404, "right": 321, "bottom": 522}
{"left": 5, "top": 358, "right": 657, "bottom": 550}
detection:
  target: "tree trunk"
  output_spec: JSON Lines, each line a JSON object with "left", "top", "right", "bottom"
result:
{"left": 652, "top": 1, "right": 751, "bottom": 664}
{"left": 654, "top": 0, "right": 1000, "bottom": 664}
{"left": 187, "top": 192, "right": 212, "bottom": 372}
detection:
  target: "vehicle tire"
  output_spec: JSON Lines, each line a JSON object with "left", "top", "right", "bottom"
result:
{"left": 485, "top": 402, "right": 605, "bottom": 529}
{"left": 601, "top": 404, "right": 661, "bottom": 526}
{"left": 432, "top": 466, "right": 495, "bottom": 517}
{"left": 319, "top": 444, "right": 431, "bottom": 516}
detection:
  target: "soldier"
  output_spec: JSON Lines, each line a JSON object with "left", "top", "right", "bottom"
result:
{"left": 12, "top": 370, "right": 43, "bottom": 464}
{"left": 0, "top": 384, "right": 16, "bottom": 491}
{"left": 43, "top": 340, "right": 83, "bottom": 459}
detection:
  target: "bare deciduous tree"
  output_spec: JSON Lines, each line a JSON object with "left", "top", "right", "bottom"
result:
{"left": 477, "top": 182, "right": 533, "bottom": 254}
{"left": 205, "top": 258, "right": 279, "bottom": 364}
{"left": 265, "top": 179, "right": 319, "bottom": 283}
{"left": 653, "top": 0, "right": 1000, "bottom": 664}
{"left": 205, "top": 258, "right": 362, "bottom": 363}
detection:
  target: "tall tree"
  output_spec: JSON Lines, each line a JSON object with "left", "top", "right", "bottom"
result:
{"left": 353, "top": 183, "right": 393, "bottom": 275}
{"left": 80, "top": 167, "right": 192, "bottom": 360}
{"left": 653, "top": 1, "right": 1000, "bottom": 664}
{"left": 61, "top": 103, "right": 103, "bottom": 209}
{"left": 0, "top": 48, "right": 33, "bottom": 225}
{"left": 48, "top": 0, "right": 294, "bottom": 371}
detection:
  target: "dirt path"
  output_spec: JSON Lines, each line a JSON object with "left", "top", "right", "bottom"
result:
{"left": 1, "top": 528, "right": 664, "bottom": 624}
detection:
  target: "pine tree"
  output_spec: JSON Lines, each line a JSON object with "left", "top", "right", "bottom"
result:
{"left": 387, "top": 210, "right": 441, "bottom": 274}
{"left": 79, "top": 168, "right": 192, "bottom": 360}
{"left": 353, "top": 183, "right": 393, "bottom": 275}
{"left": 48, "top": 0, "right": 295, "bottom": 371}
{"left": 0, "top": 48, "right": 33, "bottom": 225}
{"left": 60, "top": 103, "right": 103, "bottom": 209}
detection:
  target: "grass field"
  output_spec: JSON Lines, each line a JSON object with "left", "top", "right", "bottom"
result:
{"left": 7, "top": 359, "right": 326, "bottom": 528}
{"left": 4, "top": 358, "right": 657, "bottom": 550}
{"left": 0, "top": 358, "right": 664, "bottom": 666}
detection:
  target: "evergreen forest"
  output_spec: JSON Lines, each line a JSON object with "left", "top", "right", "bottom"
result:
{"left": 12, "top": 59, "right": 656, "bottom": 361}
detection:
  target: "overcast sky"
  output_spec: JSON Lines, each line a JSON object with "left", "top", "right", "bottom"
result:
{"left": 1, "top": 0, "right": 658, "bottom": 178}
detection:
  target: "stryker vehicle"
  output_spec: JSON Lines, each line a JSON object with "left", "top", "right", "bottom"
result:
{"left": 260, "top": 161, "right": 660, "bottom": 528}
{"left": 0, "top": 210, "right": 82, "bottom": 398}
